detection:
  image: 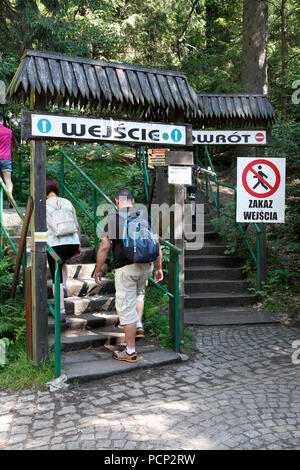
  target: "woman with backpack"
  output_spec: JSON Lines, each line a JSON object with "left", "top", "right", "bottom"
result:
{"left": 46, "top": 178, "right": 81, "bottom": 322}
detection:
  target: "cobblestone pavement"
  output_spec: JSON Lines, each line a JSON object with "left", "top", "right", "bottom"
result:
{"left": 0, "top": 324, "right": 300, "bottom": 450}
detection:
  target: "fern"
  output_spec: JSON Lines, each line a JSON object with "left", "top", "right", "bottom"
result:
{"left": 0, "top": 322, "right": 15, "bottom": 335}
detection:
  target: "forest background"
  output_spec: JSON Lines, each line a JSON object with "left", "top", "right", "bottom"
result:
{"left": 0, "top": 1, "right": 299, "bottom": 320}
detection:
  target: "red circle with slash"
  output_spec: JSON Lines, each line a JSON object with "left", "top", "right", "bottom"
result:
{"left": 242, "top": 159, "right": 281, "bottom": 198}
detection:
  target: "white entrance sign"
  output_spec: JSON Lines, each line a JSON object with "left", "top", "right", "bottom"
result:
{"left": 193, "top": 130, "right": 270, "bottom": 145}
{"left": 236, "top": 157, "right": 286, "bottom": 223}
{"left": 168, "top": 166, "right": 192, "bottom": 185}
{"left": 30, "top": 114, "right": 187, "bottom": 146}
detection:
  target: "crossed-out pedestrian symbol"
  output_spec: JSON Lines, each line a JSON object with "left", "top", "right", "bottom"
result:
{"left": 242, "top": 159, "right": 281, "bottom": 198}
{"left": 253, "top": 165, "right": 269, "bottom": 190}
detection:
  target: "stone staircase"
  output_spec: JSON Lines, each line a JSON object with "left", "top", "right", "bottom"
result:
{"left": 2, "top": 202, "right": 182, "bottom": 383}
{"left": 184, "top": 205, "right": 278, "bottom": 326}
{"left": 150, "top": 170, "right": 277, "bottom": 326}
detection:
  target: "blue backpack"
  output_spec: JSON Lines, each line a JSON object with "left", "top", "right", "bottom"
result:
{"left": 119, "top": 210, "right": 159, "bottom": 263}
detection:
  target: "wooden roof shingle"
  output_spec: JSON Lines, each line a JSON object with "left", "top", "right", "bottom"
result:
{"left": 7, "top": 51, "right": 276, "bottom": 126}
{"left": 7, "top": 50, "right": 201, "bottom": 121}
{"left": 195, "top": 93, "right": 276, "bottom": 126}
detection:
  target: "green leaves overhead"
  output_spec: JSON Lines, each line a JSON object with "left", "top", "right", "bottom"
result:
{"left": 0, "top": 0, "right": 299, "bottom": 115}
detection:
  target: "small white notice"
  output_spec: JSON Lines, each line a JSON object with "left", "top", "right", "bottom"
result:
{"left": 168, "top": 166, "right": 192, "bottom": 185}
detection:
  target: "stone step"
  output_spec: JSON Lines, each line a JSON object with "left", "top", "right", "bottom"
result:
{"left": 185, "top": 244, "right": 227, "bottom": 256}
{"left": 184, "top": 221, "right": 215, "bottom": 233}
{"left": 184, "top": 230, "right": 220, "bottom": 242}
{"left": 47, "top": 278, "right": 114, "bottom": 298}
{"left": 185, "top": 255, "right": 243, "bottom": 268}
{"left": 50, "top": 295, "right": 115, "bottom": 315}
{"left": 184, "top": 306, "right": 280, "bottom": 326}
{"left": 2, "top": 208, "right": 25, "bottom": 227}
{"left": 63, "top": 348, "right": 183, "bottom": 384}
{"left": 15, "top": 246, "right": 95, "bottom": 267}
{"left": 48, "top": 310, "right": 119, "bottom": 333}
{"left": 184, "top": 279, "right": 250, "bottom": 294}
{"left": 184, "top": 292, "right": 257, "bottom": 309}
{"left": 185, "top": 266, "right": 244, "bottom": 281}
{"left": 53, "top": 263, "right": 97, "bottom": 280}
{"left": 49, "top": 326, "right": 125, "bottom": 353}
{"left": 52, "top": 246, "right": 95, "bottom": 264}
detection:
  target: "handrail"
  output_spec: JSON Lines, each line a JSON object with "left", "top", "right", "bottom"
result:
{"left": 0, "top": 176, "right": 25, "bottom": 261}
{"left": 46, "top": 246, "right": 62, "bottom": 377}
{"left": 195, "top": 145, "right": 262, "bottom": 289}
{"left": 49, "top": 149, "right": 117, "bottom": 208}
{"left": 47, "top": 148, "right": 117, "bottom": 255}
{"left": 13, "top": 146, "right": 183, "bottom": 352}
{"left": 10, "top": 196, "right": 33, "bottom": 298}
{"left": 0, "top": 177, "right": 62, "bottom": 376}
{"left": 139, "top": 147, "right": 151, "bottom": 205}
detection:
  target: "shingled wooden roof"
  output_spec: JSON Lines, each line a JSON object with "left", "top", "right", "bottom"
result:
{"left": 7, "top": 50, "right": 200, "bottom": 121}
{"left": 7, "top": 50, "right": 276, "bottom": 127}
{"left": 196, "top": 93, "right": 276, "bottom": 126}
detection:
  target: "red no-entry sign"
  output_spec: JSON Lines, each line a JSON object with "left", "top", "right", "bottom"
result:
{"left": 242, "top": 159, "right": 281, "bottom": 199}
{"left": 237, "top": 157, "right": 286, "bottom": 223}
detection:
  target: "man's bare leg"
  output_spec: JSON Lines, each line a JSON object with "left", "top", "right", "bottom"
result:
{"left": 123, "top": 321, "right": 137, "bottom": 350}
{"left": 137, "top": 298, "right": 144, "bottom": 323}
{"left": 2, "top": 171, "right": 13, "bottom": 198}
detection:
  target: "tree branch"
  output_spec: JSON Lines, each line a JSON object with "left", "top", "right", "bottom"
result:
{"left": 178, "top": 0, "right": 199, "bottom": 44}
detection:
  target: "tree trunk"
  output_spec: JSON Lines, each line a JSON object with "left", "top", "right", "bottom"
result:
{"left": 205, "top": 0, "right": 219, "bottom": 53}
{"left": 281, "top": 0, "right": 288, "bottom": 117}
{"left": 241, "top": 0, "right": 268, "bottom": 95}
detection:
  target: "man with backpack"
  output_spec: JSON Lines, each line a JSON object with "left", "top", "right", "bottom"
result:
{"left": 94, "top": 188, "right": 163, "bottom": 363}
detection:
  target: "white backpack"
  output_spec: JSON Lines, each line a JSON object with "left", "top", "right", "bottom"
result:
{"left": 47, "top": 198, "right": 77, "bottom": 237}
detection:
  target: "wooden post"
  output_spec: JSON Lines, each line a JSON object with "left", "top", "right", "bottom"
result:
{"left": 30, "top": 89, "right": 48, "bottom": 364}
{"left": 257, "top": 147, "right": 267, "bottom": 284}
{"left": 25, "top": 267, "right": 33, "bottom": 359}
{"left": 169, "top": 183, "right": 185, "bottom": 343}
{"left": 260, "top": 224, "right": 268, "bottom": 284}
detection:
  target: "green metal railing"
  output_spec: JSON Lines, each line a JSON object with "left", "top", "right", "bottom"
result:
{"left": 56, "top": 146, "right": 182, "bottom": 351}
{"left": 195, "top": 145, "right": 262, "bottom": 289}
{"left": 138, "top": 146, "right": 183, "bottom": 352}
{"left": 137, "top": 147, "right": 151, "bottom": 203}
{"left": 0, "top": 177, "right": 62, "bottom": 377}
{"left": 47, "top": 148, "right": 117, "bottom": 255}
{"left": 46, "top": 246, "right": 62, "bottom": 377}
{"left": 14, "top": 146, "right": 183, "bottom": 352}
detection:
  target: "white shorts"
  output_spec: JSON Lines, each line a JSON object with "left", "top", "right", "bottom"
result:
{"left": 114, "top": 262, "right": 153, "bottom": 325}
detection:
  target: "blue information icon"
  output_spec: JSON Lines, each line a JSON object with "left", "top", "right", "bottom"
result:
{"left": 37, "top": 118, "right": 51, "bottom": 134}
{"left": 170, "top": 128, "right": 182, "bottom": 142}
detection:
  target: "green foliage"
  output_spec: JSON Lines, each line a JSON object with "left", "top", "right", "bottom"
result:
{"left": 0, "top": 347, "right": 55, "bottom": 390}
{"left": 0, "top": 0, "right": 299, "bottom": 121}
{"left": 249, "top": 267, "right": 300, "bottom": 312}
{"left": 143, "top": 286, "right": 173, "bottom": 349}
{"left": 0, "top": 255, "right": 14, "bottom": 303}
{"left": 211, "top": 202, "right": 256, "bottom": 260}
{"left": 0, "top": 255, "right": 26, "bottom": 344}
{"left": 0, "top": 254, "right": 55, "bottom": 389}
{"left": 143, "top": 285, "right": 194, "bottom": 353}
{"left": 266, "top": 118, "right": 300, "bottom": 172}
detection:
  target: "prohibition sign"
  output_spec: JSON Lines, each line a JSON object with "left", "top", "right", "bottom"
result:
{"left": 242, "top": 159, "right": 281, "bottom": 198}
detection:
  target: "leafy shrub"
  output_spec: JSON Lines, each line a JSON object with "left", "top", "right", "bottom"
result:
{"left": 211, "top": 202, "right": 256, "bottom": 261}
